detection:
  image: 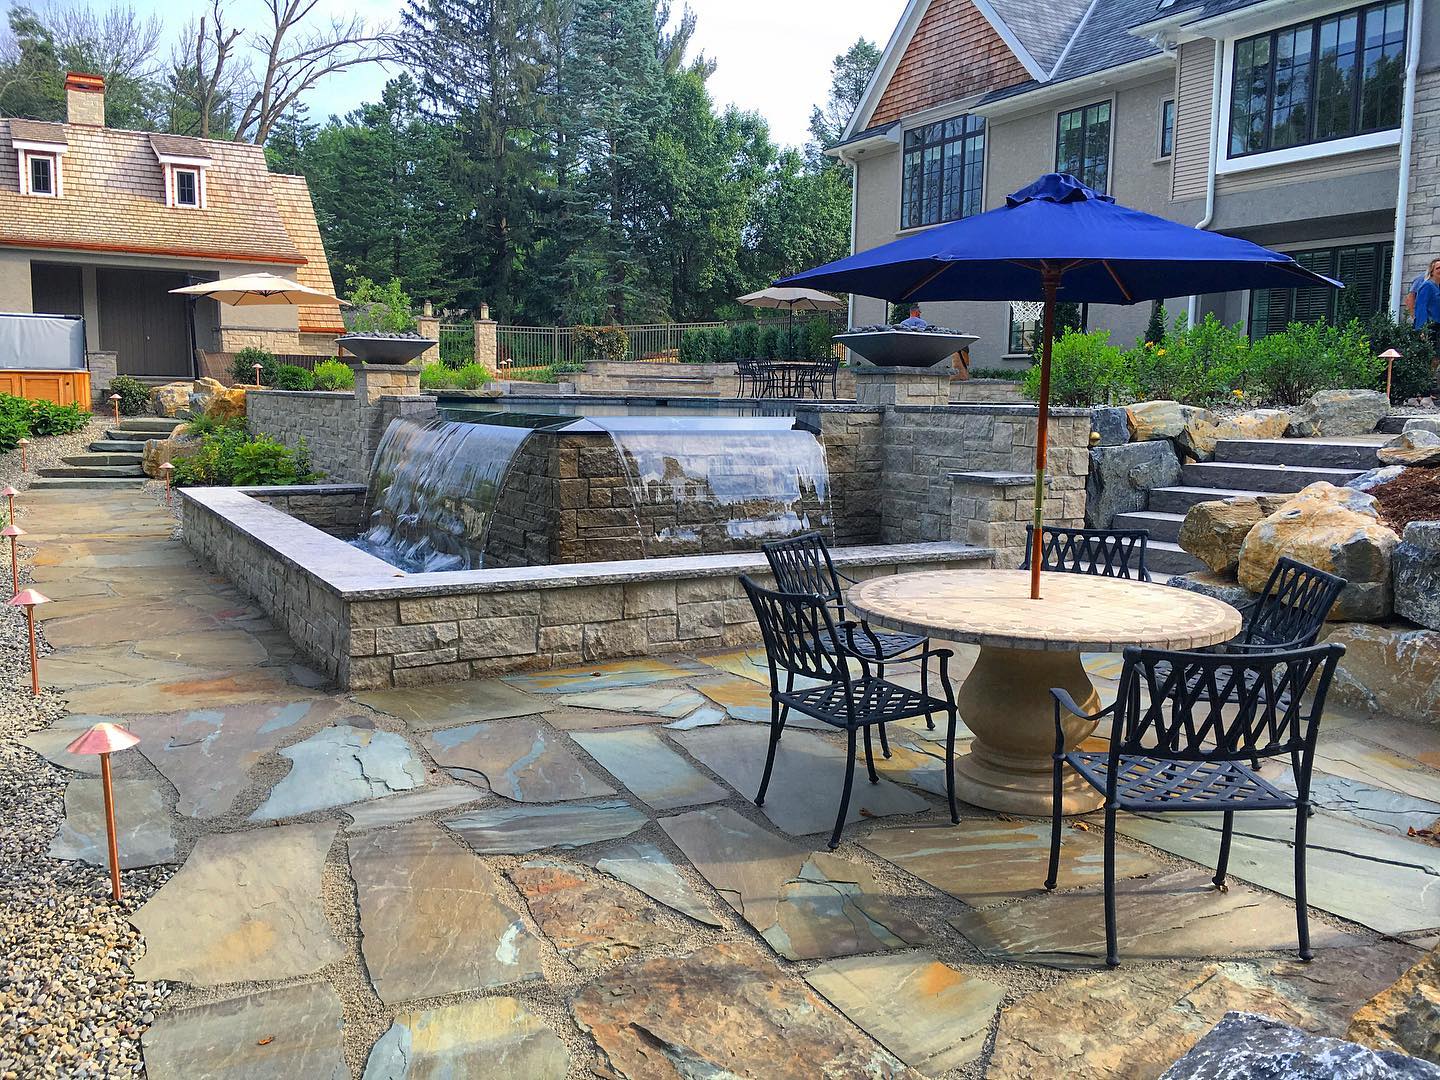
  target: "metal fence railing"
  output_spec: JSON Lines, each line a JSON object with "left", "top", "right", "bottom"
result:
{"left": 438, "top": 323, "right": 475, "bottom": 367}
{"left": 494, "top": 322, "right": 732, "bottom": 367}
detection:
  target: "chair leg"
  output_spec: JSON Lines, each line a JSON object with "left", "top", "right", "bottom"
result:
{"left": 1214, "top": 810, "right": 1235, "bottom": 889}
{"left": 862, "top": 726, "right": 879, "bottom": 784}
{"left": 1295, "top": 801, "right": 1312, "bottom": 962}
{"left": 830, "top": 728, "right": 858, "bottom": 850}
{"left": 921, "top": 653, "right": 935, "bottom": 731}
{"left": 945, "top": 704, "right": 959, "bottom": 825}
{"left": 755, "top": 698, "right": 782, "bottom": 808}
{"left": 1104, "top": 803, "right": 1120, "bottom": 968}
{"left": 1044, "top": 755, "right": 1064, "bottom": 890}
{"left": 877, "top": 721, "right": 891, "bottom": 759}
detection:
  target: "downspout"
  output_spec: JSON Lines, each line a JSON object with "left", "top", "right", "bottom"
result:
{"left": 1188, "top": 39, "right": 1224, "bottom": 326}
{"left": 1388, "top": 0, "right": 1424, "bottom": 317}
{"left": 847, "top": 150, "right": 859, "bottom": 331}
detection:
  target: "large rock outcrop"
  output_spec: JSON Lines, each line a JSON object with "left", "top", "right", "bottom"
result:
{"left": 1090, "top": 407, "right": 1130, "bottom": 447}
{"left": 1125, "top": 400, "right": 1208, "bottom": 442}
{"left": 1379, "top": 430, "right": 1440, "bottom": 467}
{"left": 1349, "top": 465, "right": 1408, "bottom": 492}
{"left": 1177, "top": 409, "right": 1291, "bottom": 461}
{"left": 1394, "top": 522, "right": 1440, "bottom": 631}
{"left": 1178, "top": 495, "right": 1289, "bottom": 574}
{"left": 1161, "top": 1012, "right": 1440, "bottom": 1080}
{"left": 1323, "top": 622, "right": 1440, "bottom": 723}
{"left": 1286, "top": 389, "right": 1390, "bottom": 438}
{"left": 1348, "top": 945, "right": 1440, "bottom": 1064}
{"left": 1167, "top": 571, "right": 1255, "bottom": 610}
{"left": 142, "top": 425, "right": 201, "bottom": 478}
{"left": 188, "top": 377, "right": 228, "bottom": 415}
{"left": 150, "top": 381, "right": 196, "bottom": 418}
{"left": 1085, "top": 440, "right": 1181, "bottom": 529}
{"left": 201, "top": 386, "right": 248, "bottom": 424}
{"left": 1237, "top": 482, "right": 1399, "bottom": 621}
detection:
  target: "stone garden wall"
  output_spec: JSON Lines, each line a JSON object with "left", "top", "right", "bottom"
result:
{"left": 245, "top": 484, "right": 368, "bottom": 537}
{"left": 247, "top": 391, "right": 359, "bottom": 483}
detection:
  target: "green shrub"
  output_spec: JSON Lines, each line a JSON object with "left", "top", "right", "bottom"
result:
{"left": 679, "top": 328, "right": 707, "bottom": 364}
{"left": 170, "top": 421, "right": 319, "bottom": 487}
{"left": 311, "top": 359, "right": 355, "bottom": 391}
{"left": 1247, "top": 319, "right": 1381, "bottom": 406}
{"left": 1354, "top": 310, "right": 1437, "bottom": 403}
{"left": 574, "top": 325, "right": 630, "bottom": 363}
{"left": 804, "top": 318, "right": 835, "bottom": 361}
{"left": 1127, "top": 313, "right": 1250, "bottom": 405}
{"left": 0, "top": 412, "right": 26, "bottom": 454}
{"left": 272, "top": 364, "right": 316, "bottom": 391}
{"left": 1021, "top": 329, "right": 1130, "bottom": 407}
{"left": 347, "top": 277, "right": 417, "bottom": 334}
{"left": 967, "top": 367, "right": 1024, "bottom": 381}
{"left": 232, "top": 347, "right": 278, "bottom": 386}
{"left": 106, "top": 375, "right": 151, "bottom": 416}
{"left": 419, "top": 361, "right": 457, "bottom": 390}
{"left": 0, "top": 396, "right": 89, "bottom": 437}
{"left": 732, "top": 323, "right": 760, "bottom": 359}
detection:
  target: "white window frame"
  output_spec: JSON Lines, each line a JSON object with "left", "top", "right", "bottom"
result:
{"left": 14, "top": 142, "right": 65, "bottom": 198}
{"left": 158, "top": 157, "right": 211, "bottom": 209}
{"left": 1215, "top": 0, "right": 1407, "bottom": 176}
{"left": 1053, "top": 98, "right": 1116, "bottom": 195}
{"left": 172, "top": 167, "right": 202, "bottom": 208}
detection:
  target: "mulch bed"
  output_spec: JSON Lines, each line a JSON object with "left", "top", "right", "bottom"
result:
{"left": 1373, "top": 467, "right": 1440, "bottom": 532}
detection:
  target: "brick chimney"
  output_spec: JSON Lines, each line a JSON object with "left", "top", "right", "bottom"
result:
{"left": 64, "top": 72, "right": 105, "bottom": 127}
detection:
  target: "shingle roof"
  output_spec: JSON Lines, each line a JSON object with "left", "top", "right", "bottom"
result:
{"left": 989, "top": 0, "right": 1096, "bottom": 72}
{"left": 8, "top": 119, "right": 66, "bottom": 145}
{"left": 1141, "top": 0, "right": 1267, "bottom": 25}
{"left": 0, "top": 120, "right": 303, "bottom": 264}
{"left": 270, "top": 173, "right": 346, "bottom": 333}
{"left": 148, "top": 133, "right": 213, "bottom": 161}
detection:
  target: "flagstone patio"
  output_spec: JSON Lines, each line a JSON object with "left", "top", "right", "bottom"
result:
{"left": 11, "top": 484, "right": 1440, "bottom": 1078}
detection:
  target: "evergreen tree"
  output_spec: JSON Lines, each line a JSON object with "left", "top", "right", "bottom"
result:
{"left": 0, "top": 8, "right": 65, "bottom": 120}
{"left": 805, "top": 37, "right": 881, "bottom": 171}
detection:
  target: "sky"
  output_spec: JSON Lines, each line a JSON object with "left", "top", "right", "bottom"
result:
{"left": 44, "top": 0, "right": 906, "bottom": 147}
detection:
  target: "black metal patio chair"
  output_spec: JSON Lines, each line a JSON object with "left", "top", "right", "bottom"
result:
{"left": 736, "top": 357, "right": 758, "bottom": 398}
{"left": 1019, "top": 525, "right": 1153, "bottom": 581}
{"left": 742, "top": 575, "right": 961, "bottom": 849}
{"left": 1045, "top": 641, "right": 1345, "bottom": 968}
{"left": 1225, "top": 556, "right": 1346, "bottom": 654}
{"left": 763, "top": 532, "right": 937, "bottom": 753}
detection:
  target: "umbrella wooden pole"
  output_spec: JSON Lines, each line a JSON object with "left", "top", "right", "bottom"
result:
{"left": 1030, "top": 273, "right": 1060, "bottom": 601}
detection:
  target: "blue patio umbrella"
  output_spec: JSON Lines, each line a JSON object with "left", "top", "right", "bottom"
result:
{"left": 779, "top": 173, "right": 1340, "bottom": 599}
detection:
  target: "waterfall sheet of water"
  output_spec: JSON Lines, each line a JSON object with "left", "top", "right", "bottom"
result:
{"left": 351, "top": 417, "right": 535, "bottom": 573}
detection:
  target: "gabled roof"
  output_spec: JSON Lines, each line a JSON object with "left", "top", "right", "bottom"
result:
{"left": 270, "top": 173, "right": 346, "bottom": 333}
{"left": 9, "top": 119, "right": 66, "bottom": 146}
{"left": 986, "top": 0, "right": 1097, "bottom": 72}
{"left": 148, "top": 133, "right": 213, "bottom": 162}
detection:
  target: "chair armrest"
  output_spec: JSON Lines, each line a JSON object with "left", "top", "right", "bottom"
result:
{"left": 1050, "top": 688, "right": 1118, "bottom": 755}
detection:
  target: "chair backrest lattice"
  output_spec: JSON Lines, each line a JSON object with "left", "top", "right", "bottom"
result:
{"left": 1242, "top": 557, "right": 1346, "bottom": 650}
{"left": 741, "top": 575, "right": 850, "bottom": 688}
{"left": 763, "top": 533, "right": 845, "bottom": 620}
{"left": 1019, "top": 525, "right": 1151, "bottom": 581}
{"left": 1110, "top": 644, "right": 1343, "bottom": 775}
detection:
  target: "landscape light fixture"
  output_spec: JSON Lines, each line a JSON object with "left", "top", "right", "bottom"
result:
{"left": 253, "top": 362, "right": 263, "bottom": 386}
{"left": 2, "top": 522, "right": 23, "bottom": 597}
{"left": 159, "top": 461, "right": 174, "bottom": 505}
{"left": 8, "top": 588, "right": 50, "bottom": 696}
{"left": 16, "top": 438, "right": 28, "bottom": 472}
{"left": 109, "top": 393, "right": 122, "bottom": 424}
{"left": 1378, "top": 348, "right": 1403, "bottom": 401}
{"left": 65, "top": 722, "right": 140, "bottom": 901}
{"left": 1, "top": 484, "right": 16, "bottom": 524}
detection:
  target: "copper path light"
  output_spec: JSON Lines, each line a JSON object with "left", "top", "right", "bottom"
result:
{"left": 2, "top": 523, "right": 22, "bottom": 598}
{"left": 8, "top": 588, "right": 50, "bottom": 696}
{"left": 1379, "top": 348, "right": 1403, "bottom": 402}
{"left": 1, "top": 484, "right": 16, "bottom": 524}
{"left": 16, "top": 439, "right": 28, "bottom": 472}
{"left": 109, "top": 394, "right": 122, "bottom": 425}
{"left": 65, "top": 722, "right": 141, "bottom": 902}
{"left": 159, "top": 461, "right": 174, "bottom": 506}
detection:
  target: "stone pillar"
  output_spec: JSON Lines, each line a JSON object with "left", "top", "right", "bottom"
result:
{"left": 852, "top": 365, "right": 951, "bottom": 407}
{"left": 415, "top": 312, "right": 441, "bottom": 365}
{"left": 1403, "top": 66, "right": 1440, "bottom": 301}
{"left": 349, "top": 363, "right": 435, "bottom": 479}
{"left": 951, "top": 471, "right": 1048, "bottom": 569}
{"left": 473, "top": 310, "right": 498, "bottom": 373}
{"left": 86, "top": 350, "right": 117, "bottom": 408}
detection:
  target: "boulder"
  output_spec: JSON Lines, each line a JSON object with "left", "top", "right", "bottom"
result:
{"left": 1403, "top": 417, "right": 1440, "bottom": 437}
{"left": 1178, "top": 409, "right": 1291, "bottom": 461}
{"left": 1348, "top": 945, "right": 1440, "bottom": 1064}
{"left": 202, "top": 386, "right": 247, "bottom": 424}
{"left": 188, "top": 377, "right": 227, "bottom": 415}
{"left": 142, "top": 426, "right": 200, "bottom": 478}
{"left": 1126, "top": 400, "right": 1208, "bottom": 442}
{"left": 150, "top": 381, "right": 196, "bottom": 418}
{"left": 1394, "top": 522, "right": 1440, "bottom": 631}
{"left": 1178, "top": 495, "right": 1290, "bottom": 574}
{"left": 1379, "top": 430, "right": 1440, "bottom": 467}
{"left": 1322, "top": 622, "right": 1440, "bottom": 723}
{"left": 1090, "top": 406, "right": 1130, "bottom": 447}
{"left": 1237, "top": 482, "right": 1399, "bottom": 621}
{"left": 1084, "top": 440, "right": 1181, "bottom": 529}
{"left": 1286, "top": 389, "right": 1390, "bottom": 438}
{"left": 1349, "top": 466, "right": 1408, "bottom": 492}
{"left": 1166, "top": 571, "right": 1255, "bottom": 612}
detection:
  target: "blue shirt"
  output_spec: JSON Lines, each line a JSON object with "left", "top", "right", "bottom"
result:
{"left": 1414, "top": 279, "right": 1440, "bottom": 329}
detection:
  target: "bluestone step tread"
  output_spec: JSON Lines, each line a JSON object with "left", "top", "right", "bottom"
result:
{"left": 1181, "top": 461, "right": 1362, "bottom": 494}
{"left": 27, "top": 477, "right": 147, "bottom": 489}
{"left": 1212, "top": 438, "right": 1382, "bottom": 470}
{"left": 39, "top": 465, "right": 146, "bottom": 478}
{"left": 1112, "top": 511, "right": 1185, "bottom": 543}
{"left": 1146, "top": 487, "right": 1255, "bottom": 514}
{"left": 90, "top": 440, "right": 148, "bottom": 452}
{"left": 62, "top": 453, "right": 144, "bottom": 467}
{"left": 103, "top": 430, "right": 155, "bottom": 443}
{"left": 1146, "top": 540, "right": 1207, "bottom": 576}
{"left": 117, "top": 419, "right": 181, "bottom": 432}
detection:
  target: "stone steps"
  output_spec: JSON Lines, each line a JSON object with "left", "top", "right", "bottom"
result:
{"left": 1212, "top": 438, "right": 1383, "bottom": 470}
{"left": 27, "top": 476, "right": 148, "bottom": 490}
{"left": 1146, "top": 540, "right": 1208, "bottom": 577}
{"left": 1147, "top": 486, "right": 1256, "bottom": 514}
{"left": 90, "top": 439, "right": 147, "bottom": 453}
{"left": 63, "top": 452, "right": 144, "bottom": 468}
{"left": 1180, "top": 461, "right": 1364, "bottom": 493}
{"left": 104, "top": 429, "right": 154, "bottom": 443}
{"left": 38, "top": 464, "right": 146, "bottom": 478}
{"left": 116, "top": 418, "right": 182, "bottom": 434}
{"left": 1113, "top": 510, "right": 1185, "bottom": 543}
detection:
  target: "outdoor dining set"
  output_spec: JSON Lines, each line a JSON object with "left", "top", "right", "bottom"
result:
{"left": 742, "top": 526, "right": 1348, "bottom": 969}
{"left": 736, "top": 356, "right": 840, "bottom": 400}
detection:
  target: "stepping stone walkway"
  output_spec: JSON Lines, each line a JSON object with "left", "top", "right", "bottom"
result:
{"left": 503, "top": 656, "right": 695, "bottom": 693}
{"left": 141, "top": 983, "right": 348, "bottom": 1080}
{"left": 583, "top": 841, "right": 722, "bottom": 926}
{"left": 421, "top": 718, "right": 612, "bottom": 801}
{"left": 251, "top": 724, "right": 426, "bottom": 821}
{"left": 343, "top": 785, "right": 483, "bottom": 831}
{"left": 130, "top": 822, "right": 341, "bottom": 985}
{"left": 362, "top": 998, "right": 570, "bottom": 1079}
{"left": 352, "top": 679, "right": 550, "bottom": 731}
{"left": 445, "top": 800, "right": 647, "bottom": 854}
{"left": 572, "top": 729, "right": 728, "bottom": 810}
{"left": 661, "top": 806, "right": 925, "bottom": 960}
{"left": 49, "top": 778, "right": 176, "bottom": 869}
{"left": 349, "top": 822, "right": 542, "bottom": 1002}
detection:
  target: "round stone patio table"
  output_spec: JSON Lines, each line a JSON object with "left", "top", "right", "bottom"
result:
{"left": 847, "top": 569, "right": 1242, "bottom": 816}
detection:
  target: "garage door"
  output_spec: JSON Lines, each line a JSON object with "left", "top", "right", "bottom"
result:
{"left": 96, "top": 268, "right": 194, "bottom": 377}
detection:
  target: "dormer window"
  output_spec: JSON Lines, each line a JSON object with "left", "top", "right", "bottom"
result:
{"left": 10, "top": 119, "right": 67, "bottom": 197}
{"left": 174, "top": 167, "right": 200, "bottom": 207}
{"left": 28, "top": 154, "right": 56, "bottom": 196}
{"left": 149, "top": 133, "right": 212, "bottom": 209}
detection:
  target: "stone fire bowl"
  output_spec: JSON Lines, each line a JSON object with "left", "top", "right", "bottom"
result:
{"left": 336, "top": 335, "right": 438, "bottom": 365}
{"left": 834, "top": 330, "right": 979, "bottom": 369}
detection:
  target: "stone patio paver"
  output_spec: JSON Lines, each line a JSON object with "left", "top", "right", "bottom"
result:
{"left": 361, "top": 997, "right": 571, "bottom": 1079}
{"left": 572, "top": 941, "right": 917, "bottom": 1079}
{"left": 804, "top": 951, "right": 1005, "bottom": 1075}
{"left": 503, "top": 657, "right": 695, "bottom": 693}
{"left": 445, "top": 800, "right": 647, "bottom": 854}
{"left": 22, "top": 713, "right": 134, "bottom": 776}
{"left": 952, "top": 867, "right": 1355, "bottom": 968}
{"left": 509, "top": 859, "right": 682, "bottom": 971}
{"left": 1312, "top": 738, "right": 1440, "bottom": 806}
{"left": 421, "top": 718, "right": 612, "bottom": 801}
{"left": 343, "top": 785, "right": 484, "bottom": 831}
{"left": 140, "top": 983, "right": 348, "bottom": 1080}
{"left": 660, "top": 806, "right": 925, "bottom": 960}
{"left": 693, "top": 674, "right": 830, "bottom": 726}
{"left": 64, "top": 666, "right": 323, "bottom": 714}
{"left": 349, "top": 822, "right": 542, "bottom": 1002}
{"left": 251, "top": 724, "right": 426, "bottom": 821}
{"left": 674, "top": 725, "right": 929, "bottom": 835}
{"left": 563, "top": 684, "right": 708, "bottom": 717}
{"left": 584, "top": 841, "right": 723, "bottom": 926}
{"left": 863, "top": 819, "right": 1164, "bottom": 907}
{"left": 1277, "top": 767, "right": 1440, "bottom": 835}
{"left": 49, "top": 778, "right": 176, "bottom": 869}
{"left": 665, "top": 706, "right": 726, "bottom": 729}
{"left": 42, "top": 634, "right": 269, "bottom": 690}
{"left": 352, "top": 679, "right": 550, "bottom": 731}
{"left": 572, "top": 729, "right": 728, "bottom": 810}
{"left": 130, "top": 822, "right": 342, "bottom": 985}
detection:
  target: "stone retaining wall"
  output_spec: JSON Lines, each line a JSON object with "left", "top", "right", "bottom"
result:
{"left": 247, "top": 390, "right": 359, "bottom": 482}
{"left": 575, "top": 361, "right": 857, "bottom": 399}
{"left": 245, "top": 484, "right": 368, "bottom": 536}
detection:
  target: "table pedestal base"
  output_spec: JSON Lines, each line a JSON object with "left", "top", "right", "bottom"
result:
{"left": 953, "top": 645, "right": 1105, "bottom": 816}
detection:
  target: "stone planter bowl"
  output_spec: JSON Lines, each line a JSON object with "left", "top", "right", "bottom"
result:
{"left": 336, "top": 334, "right": 438, "bottom": 365}
{"left": 834, "top": 330, "right": 979, "bottom": 369}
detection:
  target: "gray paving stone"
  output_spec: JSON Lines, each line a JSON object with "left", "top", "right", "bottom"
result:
{"left": 1313, "top": 738, "right": 1440, "bottom": 806}
{"left": 502, "top": 657, "right": 695, "bottom": 693}
{"left": 130, "top": 822, "right": 342, "bottom": 985}
{"left": 349, "top": 822, "right": 543, "bottom": 1003}
{"left": 361, "top": 998, "right": 570, "bottom": 1079}
{"left": 343, "top": 785, "right": 484, "bottom": 831}
{"left": 250, "top": 725, "right": 426, "bottom": 821}
{"left": 421, "top": 719, "right": 612, "bottom": 802}
{"left": 50, "top": 778, "right": 177, "bottom": 869}
{"left": 673, "top": 725, "right": 929, "bottom": 836}
{"left": 142, "top": 982, "right": 347, "bottom": 1080}
{"left": 1277, "top": 768, "right": 1440, "bottom": 835}
{"left": 572, "top": 729, "right": 728, "bottom": 810}
{"left": 665, "top": 706, "right": 727, "bottom": 729}
{"left": 352, "top": 679, "right": 550, "bottom": 731}
{"left": 445, "top": 800, "right": 647, "bottom": 855}
{"left": 584, "top": 841, "right": 723, "bottom": 927}
{"left": 564, "top": 684, "right": 707, "bottom": 717}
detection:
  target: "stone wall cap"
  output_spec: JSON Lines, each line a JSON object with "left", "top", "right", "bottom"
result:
{"left": 950, "top": 471, "right": 1037, "bottom": 486}
{"left": 248, "top": 389, "right": 354, "bottom": 399}
{"left": 891, "top": 403, "right": 1090, "bottom": 417}
{"left": 238, "top": 483, "right": 368, "bottom": 497}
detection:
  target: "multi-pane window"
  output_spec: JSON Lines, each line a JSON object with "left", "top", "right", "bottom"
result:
{"left": 901, "top": 115, "right": 985, "bottom": 230}
{"left": 174, "top": 168, "right": 200, "bottom": 207}
{"left": 1248, "top": 241, "right": 1393, "bottom": 337}
{"left": 1229, "top": 1, "right": 1407, "bottom": 158}
{"left": 1056, "top": 102, "right": 1111, "bottom": 192}
{"left": 28, "top": 155, "right": 55, "bottom": 196}
{"left": 1159, "top": 99, "right": 1176, "bottom": 157}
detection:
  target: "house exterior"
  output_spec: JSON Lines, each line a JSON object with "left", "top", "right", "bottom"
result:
{"left": 833, "top": 0, "right": 1438, "bottom": 369}
{"left": 0, "top": 72, "right": 345, "bottom": 380}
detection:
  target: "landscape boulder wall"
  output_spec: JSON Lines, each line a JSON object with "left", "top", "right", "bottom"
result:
{"left": 1394, "top": 523, "right": 1440, "bottom": 631}
{"left": 1285, "top": 389, "right": 1390, "bottom": 438}
{"left": 1177, "top": 409, "right": 1291, "bottom": 461}
{"left": 1237, "top": 482, "right": 1398, "bottom": 621}
{"left": 1178, "top": 495, "right": 1289, "bottom": 575}
{"left": 1322, "top": 622, "right": 1440, "bottom": 723}
{"left": 1085, "top": 440, "right": 1181, "bottom": 529}
{"left": 188, "top": 377, "right": 228, "bottom": 414}
{"left": 1125, "top": 400, "right": 1207, "bottom": 442}
{"left": 142, "top": 426, "right": 201, "bottom": 478}
{"left": 1167, "top": 570, "right": 1255, "bottom": 610}
{"left": 1090, "top": 406, "right": 1130, "bottom": 447}
{"left": 1379, "top": 430, "right": 1440, "bottom": 467}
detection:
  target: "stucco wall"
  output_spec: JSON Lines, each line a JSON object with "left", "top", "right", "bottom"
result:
{"left": 0, "top": 250, "right": 32, "bottom": 311}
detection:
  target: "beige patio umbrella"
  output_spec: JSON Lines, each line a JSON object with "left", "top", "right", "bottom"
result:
{"left": 170, "top": 272, "right": 348, "bottom": 306}
{"left": 737, "top": 286, "right": 844, "bottom": 337}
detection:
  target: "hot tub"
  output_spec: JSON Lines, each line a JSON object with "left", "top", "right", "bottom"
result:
{"left": 0, "top": 312, "right": 92, "bottom": 405}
